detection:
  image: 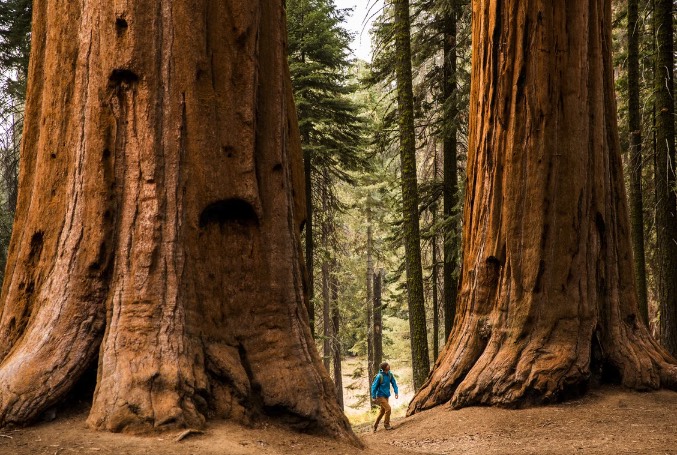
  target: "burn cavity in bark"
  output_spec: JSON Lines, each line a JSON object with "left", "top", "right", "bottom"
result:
{"left": 223, "top": 146, "right": 235, "bottom": 158}
{"left": 109, "top": 69, "right": 139, "bottom": 88}
{"left": 199, "top": 199, "right": 258, "bottom": 228}
{"left": 590, "top": 330, "right": 622, "bottom": 386}
{"left": 28, "top": 231, "right": 44, "bottom": 264}
{"left": 115, "top": 17, "right": 128, "bottom": 35}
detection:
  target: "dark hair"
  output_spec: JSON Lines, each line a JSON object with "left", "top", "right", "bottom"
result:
{"left": 380, "top": 362, "right": 389, "bottom": 371}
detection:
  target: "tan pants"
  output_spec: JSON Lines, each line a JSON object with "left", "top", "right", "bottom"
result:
{"left": 374, "top": 397, "right": 391, "bottom": 428}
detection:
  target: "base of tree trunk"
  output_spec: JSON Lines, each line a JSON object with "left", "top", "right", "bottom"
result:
{"left": 409, "top": 312, "right": 677, "bottom": 413}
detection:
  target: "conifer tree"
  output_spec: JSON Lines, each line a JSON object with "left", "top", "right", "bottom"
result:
{"left": 287, "top": 0, "right": 367, "bottom": 333}
{"left": 393, "top": 0, "right": 430, "bottom": 390}
{"left": 654, "top": 0, "right": 677, "bottom": 355}
{"left": 0, "top": 0, "right": 31, "bottom": 98}
{"left": 0, "top": 0, "right": 31, "bottom": 288}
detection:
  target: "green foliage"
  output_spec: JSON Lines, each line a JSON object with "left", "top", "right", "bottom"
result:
{"left": 0, "top": 0, "right": 30, "bottom": 288}
{"left": 0, "top": 0, "right": 31, "bottom": 98}
{"left": 287, "top": 0, "right": 368, "bottom": 183}
{"left": 287, "top": 0, "right": 374, "bottom": 368}
{"left": 363, "top": 0, "right": 472, "bottom": 360}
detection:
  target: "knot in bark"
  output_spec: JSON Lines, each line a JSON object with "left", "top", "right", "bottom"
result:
{"left": 478, "top": 318, "right": 492, "bottom": 340}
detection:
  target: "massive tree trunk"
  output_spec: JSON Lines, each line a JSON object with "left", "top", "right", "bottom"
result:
{"left": 393, "top": 0, "right": 430, "bottom": 390}
{"left": 409, "top": 0, "right": 677, "bottom": 414}
{"left": 442, "top": 0, "right": 460, "bottom": 341}
{"left": 0, "top": 0, "right": 355, "bottom": 441}
{"left": 654, "top": 0, "right": 677, "bottom": 356}
{"left": 626, "top": 0, "right": 649, "bottom": 326}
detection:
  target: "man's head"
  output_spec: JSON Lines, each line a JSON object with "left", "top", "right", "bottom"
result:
{"left": 380, "top": 362, "right": 390, "bottom": 373}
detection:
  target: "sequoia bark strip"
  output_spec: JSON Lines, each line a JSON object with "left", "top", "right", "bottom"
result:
{"left": 0, "top": 0, "right": 355, "bottom": 441}
{"left": 409, "top": 0, "right": 677, "bottom": 413}
{"left": 654, "top": 0, "right": 677, "bottom": 356}
{"left": 393, "top": 0, "right": 430, "bottom": 390}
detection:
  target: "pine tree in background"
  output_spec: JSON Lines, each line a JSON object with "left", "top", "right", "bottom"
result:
{"left": 409, "top": 0, "right": 472, "bottom": 354}
{"left": 0, "top": 0, "right": 31, "bottom": 288}
{"left": 393, "top": 0, "right": 430, "bottom": 390}
{"left": 653, "top": 0, "right": 677, "bottom": 356}
{"left": 287, "top": 0, "right": 369, "bottom": 378}
{"left": 626, "top": 0, "right": 649, "bottom": 325}
{"left": 0, "top": 0, "right": 31, "bottom": 98}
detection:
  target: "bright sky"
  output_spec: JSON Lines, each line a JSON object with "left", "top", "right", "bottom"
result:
{"left": 334, "top": 0, "right": 384, "bottom": 62}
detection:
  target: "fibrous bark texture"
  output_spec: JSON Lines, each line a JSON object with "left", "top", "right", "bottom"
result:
{"left": 0, "top": 0, "right": 354, "bottom": 441}
{"left": 409, "top": 0, "right": 677, "bottom": 414}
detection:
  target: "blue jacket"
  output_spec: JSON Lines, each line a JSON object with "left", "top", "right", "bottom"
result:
{"left": 371, "top": 369, "right": 398, "bottom": 399}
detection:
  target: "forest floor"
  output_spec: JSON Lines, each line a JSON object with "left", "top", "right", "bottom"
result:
{"left": 1, "top": 386, "right": 676, "bottom": 454}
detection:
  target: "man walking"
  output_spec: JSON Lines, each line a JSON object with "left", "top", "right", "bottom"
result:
{"left": 371, "top": 362, "right": 399, "bottom": 432}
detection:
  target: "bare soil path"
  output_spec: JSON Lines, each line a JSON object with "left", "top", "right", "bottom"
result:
{"left": 1, "top": 386, "right": 675, "bottom": 454}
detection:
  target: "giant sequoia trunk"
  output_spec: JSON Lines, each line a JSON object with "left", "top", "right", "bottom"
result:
{"left": 0, "top": 0, "right": 355, "bottom": 440}
{"left": 409, "top": 0, "right": 677, "bottom": 413}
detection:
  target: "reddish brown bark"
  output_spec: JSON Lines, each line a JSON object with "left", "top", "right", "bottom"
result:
{"left": 409, "top": 0, "right": 677, "bottom": 413}
{"left": 0, "top": 0, "right": 354, "bottom": 441}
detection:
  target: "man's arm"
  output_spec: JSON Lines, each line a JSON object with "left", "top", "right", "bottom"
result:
{"left": 391, "top": 374, "right": 399, "bottom": 396}
{"left": 371, "top": 374, "right": 379, "bottom": 399}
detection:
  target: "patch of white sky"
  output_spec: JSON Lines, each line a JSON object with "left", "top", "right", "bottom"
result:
{"left": 333, "top": 0, "right": 384, "bottom": 62}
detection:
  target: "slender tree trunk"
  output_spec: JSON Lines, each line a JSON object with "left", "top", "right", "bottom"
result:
{"left": 304, "top": 147, "right": 315, "bottom": 333}
{"left": 654, "top": 0, "right": 677, "bottom": 356}
{"left": 366, "top": 214, "right": 374, "bottom": 404}
{"left": 299, "top": 20, "right": 315, "bottom": 334}
{"left": 432, "top": 207, "right": 440, "bottom": 360}
{"left": 321, "top": 172, "right": 331, "bottom": 371}
{"left": 373, "top": 270, "right": 383, "bottom": 377}
{"left": 443, "top": 2, "right": 459, "bottom": 341}
{"left": 331, "top": 271, "right": 343, "bottom": 409}
{"left": 409, "top": 0, "right": 677, "bottom": 414}
{"left": 0, "top": 0, "right": 355, "bottom": 441}
{"left": 627, "top": 0, "right": 649, "bottom": 326}
{"left": 393, "top": 0, "right": 430, "bottom": 390}
{"left": 322, "top": 262, "right": 331, "bottom": 371}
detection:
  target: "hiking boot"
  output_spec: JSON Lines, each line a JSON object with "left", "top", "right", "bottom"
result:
{"left": 384, "top": 425, "right": 393, "bottom": 431}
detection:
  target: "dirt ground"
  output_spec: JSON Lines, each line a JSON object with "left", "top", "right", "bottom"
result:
{"left": 1, "top": 386, "right": 675, "bottom": 455}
